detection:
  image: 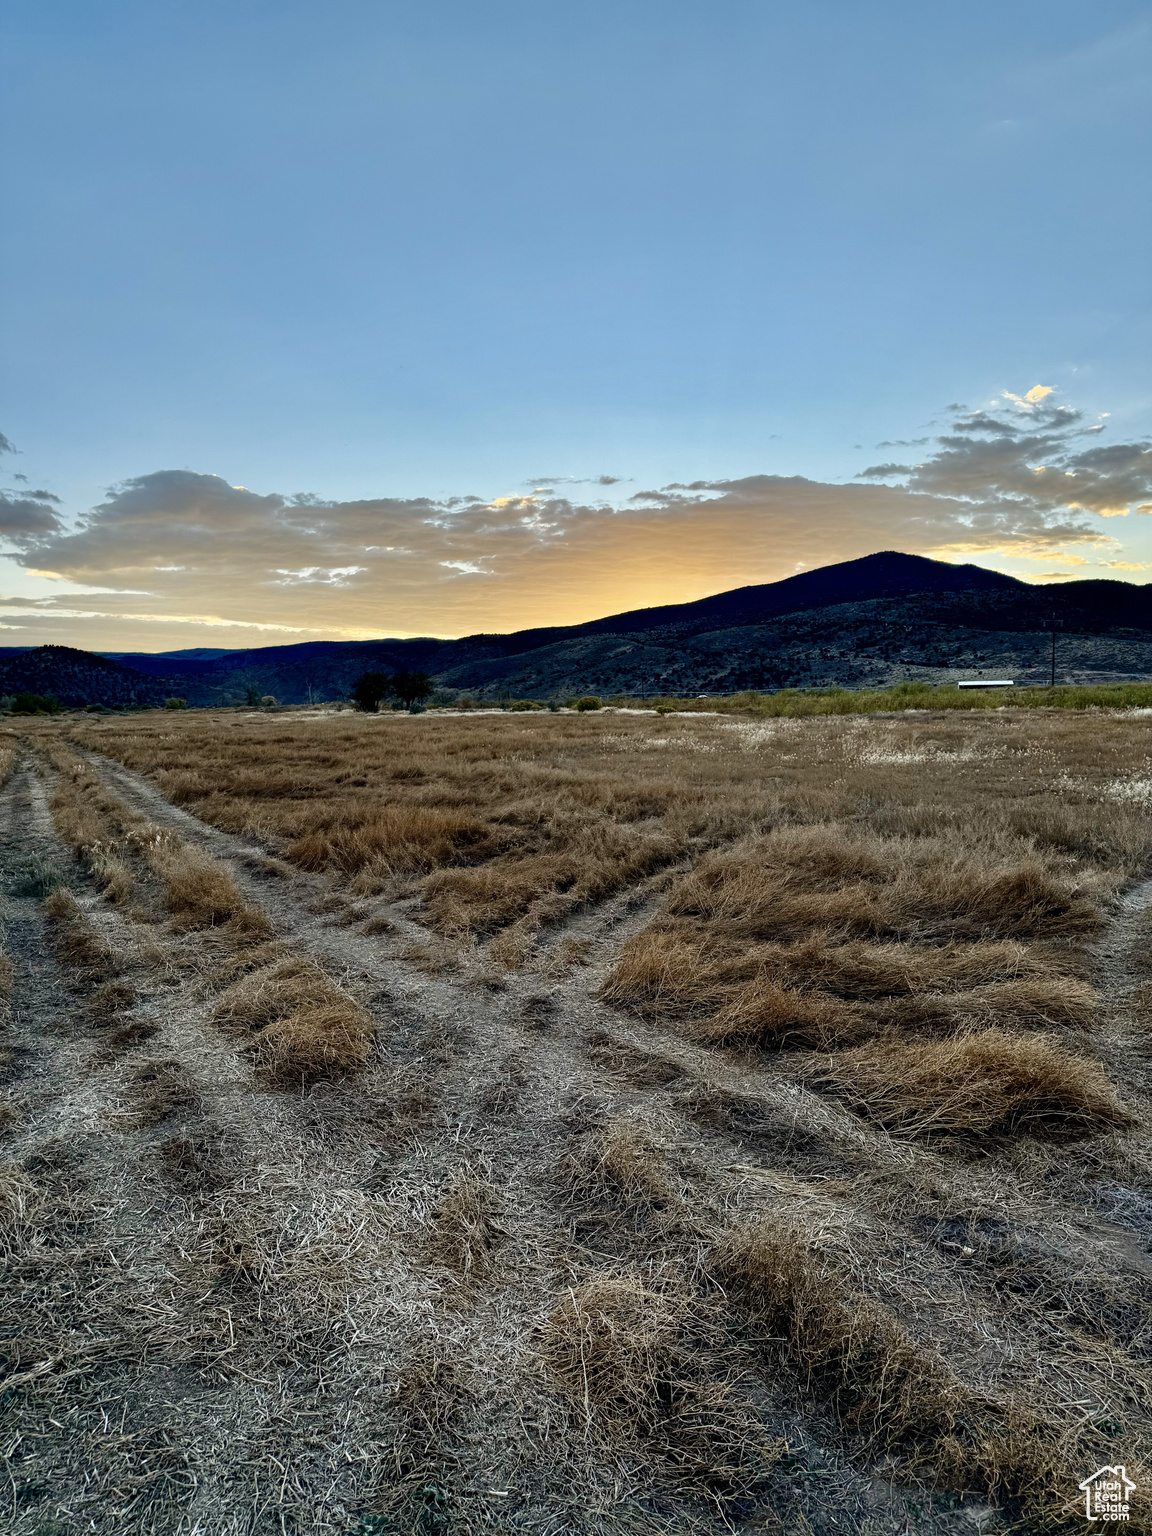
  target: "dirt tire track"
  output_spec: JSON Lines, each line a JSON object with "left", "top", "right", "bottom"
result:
{"left": 0, "top": 756, "right": 228, "bottom": 1534}
{"left": 0, "top": 755, "right": 428, "bottom": 1534}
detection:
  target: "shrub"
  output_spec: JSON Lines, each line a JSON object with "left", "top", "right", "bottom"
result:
{"left": 259, "top": 695, "right": 278, "bottom": 708}
{"left": 12, "top": 692, "right": 61, "bottom": 715}
{"left": 507, "top": 699, "right": 542, "bottom": 711}
{"left": 164, "top": 697, "right": 188, "bottom": 710}
{"left": 574, "top": 696, "right": 601, "bottom": 711}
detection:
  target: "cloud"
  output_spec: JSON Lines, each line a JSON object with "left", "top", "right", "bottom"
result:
{"left": 858, "top": 391, "right": 1152, "bottom": 518}
{"left": 0, "top": 491, "right": 66, "bottom": 541}
{"left": 1002, "top": 385, "right": 1054, "bottom": 408}
{"left": 1, "top": 392, "right": 1147, "bottom": 649}
{"left": 270, "top": 565, "right": 367, "bottom": 587}
{"left": 523, "top": 473, "right": 629, "bottom": 488}
{"left": 0, "top": 433, "right": 15, "bottom": 456}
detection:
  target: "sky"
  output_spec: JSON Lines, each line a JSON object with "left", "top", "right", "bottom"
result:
{"left": 1, "top": 0, "right": 1151, "bottom": 650}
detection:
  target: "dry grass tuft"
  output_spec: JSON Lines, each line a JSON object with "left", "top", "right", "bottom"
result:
{"left": 873, "top": 975, "right": 1100, "bottom": 1036}
{"left": 159, "top": 1131, "right": 232, "bottom": 1195}
{"left": 713, "top": 1220, "right": 1075, "bottom": 1522}
{"left": 211, "top": 955, "right": 374, "bottom": 1084}
{"left": 520, "top": 991, "right": 556, "bottom": 1029}
{"left": 542, "top": 1270, "right": 788, "bottom": 1492}
{"left": 154, "top": 846, "right": 273, "bottom": 937}
{"left": 289, "top": 805, "right": 494, "bottom": 878}
{"left": 810, "top": 1029, "right": 1135, "bottom": 1142}
{"left": 93, "top": 1019, "right": 161, "bottom": 1061}
{"left": 668, "top": 829, "right": 1102, "bottom": 945}
{"left": 696, "top": 980, "right": 869, "bottom": 1050}
{"left": 421, "top": 1165, "right": 503, "bottom": 1284}
{"left": 678, "top": 1086, "right": 836, "bottom": 1168}
{"left": 564, "top": 1118, "right": 674, "bottom": 1208}
{"left": 542, "top": 1272, "right": 687, "bottom": 1435}
{"left": 85, "top": 979, "right": 139, "bottom": 1024}
{"left": 47, "top": 776, "right": 136, "bottom": 904}
{"left": 44, "top": 887, "right": 121, "bottom": 979}
{"left": 585, "top": 1030, "right": 686, "bottom": 1086}
{"left": 714, "top": 1220, "right": 960, "bottom": 1447}
{"left": 126, "top": 1058, "right": 202, "bottom": 1128}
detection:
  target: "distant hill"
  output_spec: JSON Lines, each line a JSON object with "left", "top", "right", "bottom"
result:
{"left": 0, "top": 645, "right": 172, "bottom": 709}
{"left": 3, "top": 552, "right": 1151, "bottom": 706}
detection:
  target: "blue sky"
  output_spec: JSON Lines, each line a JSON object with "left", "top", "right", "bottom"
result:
{"left": 2, "top": 1, "right": 1151, "bottom": 646}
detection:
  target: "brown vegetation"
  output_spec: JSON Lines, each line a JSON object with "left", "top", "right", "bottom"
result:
{"left": 126, "top": 1058, "right": 202, "bottom": 1128}
{"left": 809, "top": 1029, "right": 1135, "bottom": 1142}
{"left": 712, "top": 1219, "right": 1074, "bottom": 1519}
{"left": 421, "top": 1165, "right": 503, "bottom": 1284}
{"left": 563, "top": 1118, "right": 675, "bottom": 1208}
{"left": 210, "top": 954, "right": 374, "bottom": 1084}
{"left": 152, "top": 844, "right": 273, "bottom": 937}
{"left": 6, "top": 703, "right": 1149, "bottom": 1531}
{"left": 44, "top": 887, "right": 121, "bottom": 980}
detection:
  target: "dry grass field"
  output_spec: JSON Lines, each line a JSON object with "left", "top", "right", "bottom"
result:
{"left": 3, "top": 703, "right": 1152, "bottom": 1534}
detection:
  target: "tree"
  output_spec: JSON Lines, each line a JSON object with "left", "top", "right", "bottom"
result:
{"left": 351, "top": 671, "right": 393, "bottom": 712}
{"left": 391, "top": 670, "right": 433, "bottom": 708}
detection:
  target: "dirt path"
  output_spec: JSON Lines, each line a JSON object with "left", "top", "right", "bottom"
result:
{"left": 3, "top": 746, "right": 1150, "bottom": 1533}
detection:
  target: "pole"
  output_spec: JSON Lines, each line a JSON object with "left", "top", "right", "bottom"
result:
{"left": 1051, "top": 626, "right": 1056, "bottom": 687}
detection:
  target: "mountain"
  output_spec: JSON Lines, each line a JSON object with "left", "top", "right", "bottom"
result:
{"left": 2, "top": 552, "right": 1151, "bottom": 707}
{"left": 0, "top": 645, "right": 172, "bottom": 709}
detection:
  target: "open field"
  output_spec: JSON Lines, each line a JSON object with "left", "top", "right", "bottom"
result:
{"left": 2, "top": 704, "right": 1152, "bottom": 1533}
{"left": 619, "top": 681, "right": 1152, "bottom": 716}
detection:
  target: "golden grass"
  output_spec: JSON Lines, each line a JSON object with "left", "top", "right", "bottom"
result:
{"left": 152, "top": 846, "right": 274, "bottom": 937}
{"left": 48, "top": 777, "right": 135, "bottom": 905}
{"left": 43, "top": 707, "right": 1141, "bottom": 1151}
{"left": 543, "top": 1272, "right": 688, "bottom": 1435}
{"left": 51, "top": 706, "right": 1152, "bottom": 959}
{"left": 40, "top": 739, "right": 272, "bottom": 942}
{"left": 210, "top": 954, "right": 374, "bottom": 1084}
{"left": 809, "top": 1029, "right": 1135, "bottom": 1142}
{"left": 713, "top": 1221, "right": 1075, "bottom": 1524}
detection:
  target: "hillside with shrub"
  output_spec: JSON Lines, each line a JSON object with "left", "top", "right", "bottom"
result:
{"left": 0, "top": 646, "right": 171, "bottom": 710}
{"left": 4, "top": 551, "right": 1152, "bottom": 705}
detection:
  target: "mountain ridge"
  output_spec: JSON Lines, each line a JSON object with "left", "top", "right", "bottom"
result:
{"left": 2, "top": 552, "right": 1151, "bottom": 706}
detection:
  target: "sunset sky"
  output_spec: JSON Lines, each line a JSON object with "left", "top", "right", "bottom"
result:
{"left": 2, "top": 1, "right": 1151, "bottom": 650}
